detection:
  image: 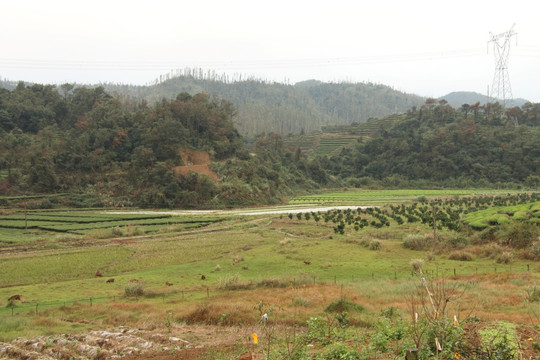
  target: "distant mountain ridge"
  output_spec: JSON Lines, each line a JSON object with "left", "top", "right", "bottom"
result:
{"left": 439, "top": 91, "right": 529, "bottom": 108}
{"left": 104, "top": 75, "right": 426, "bottom": 137}
{"left": 2, "top": 76, "right": 531, "bottom": 138}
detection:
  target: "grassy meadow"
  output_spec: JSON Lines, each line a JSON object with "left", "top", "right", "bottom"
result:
{"left": 0, "top": 190, "right": 539, "bottom": 359}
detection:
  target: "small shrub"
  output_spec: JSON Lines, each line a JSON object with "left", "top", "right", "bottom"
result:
{"left": 496, "top": 251, "right": 513, "bottom": 264}
{"left": 380, "top": 306, "right": 400, "bottom": 319}
{"left": 126, "top": 225, "right": 144, "bottom": 236}
{"left": 498, "top": 221, "right": 539, "bottom": 249}
{"left": 526, "top": 284, "right": 540, "bottom": 302}
{"left": 38, "top": 198, "right": 54, "bottom": 209}
{"left": 305, "top": 317, "right": 329, "bottom": 344}
{"left": 125, "top": 282, "right": 144, "bottom": 297}
{"left": 403, "top": 235, "right": 430, "bottom": 250}
{"left": 359, "top": 239, "right": 371, "bottom": 247}
{"left": 410, "top": 258, "right": 425, "bottom": 273}
{"left": 523, "top": 241, "right": 540, "bottom": 261}
{"left": 291, "top": 297, "right": 312, "bottom": 307}
{"left": 112, "top": 227, "right": 124, "bottom": 237}
{"left": 218, "top": 274, "right": 251, "bottom": 290}
{"left": 358, "top": 238, "right": 381, "bottom": 250}
{"left": 322, "top": 341, "right": 362, "bottom": 360}
{"left": 473, "top": 227, "right": 498, "bottom": 245}
{"left": 257, "top": 276, "right": 312, "bottom": 288}
{"left": 325, "top": 299, "right": 364, "bottom": 313}
{"left": 478, "top": 321, "right": 518, "bottom": 360}
{"left": 445, "top": 234, "right": 469, "bottom": 249}
{"left": 481, "top": 243, "right": 505, "bottom": 259}
{"left": 182, "top": 303, "right": 251, "bottom": 326}
{"left": 417, "top": 195, "right": 428, "bottom": 203}
{"left": 257, "top": 278, "right": 289, "bottom": 288}
{"left": 369, "top": 240, "right": 381, "bottom": 250}
{"left": 183, "top": 303, "right": 217, "bottom": 325}
{"left": 448, "top": 250, "right": 474, "bottom": 261}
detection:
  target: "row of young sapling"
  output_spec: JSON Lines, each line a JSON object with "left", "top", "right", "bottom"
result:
{"left": 286, "top": 193, "right": 539, "bottom": 235}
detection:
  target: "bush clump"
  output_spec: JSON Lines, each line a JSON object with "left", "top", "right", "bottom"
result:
{"left": 403, "top": 235, "right": 430, "bottom": 250}
{"left": 218, "top": 274, "right": 252, "bottom": 290}
{"left": 359, "top": 238, "right": 382, "bottom": 250}
{"left": 444, "top": 235, "right": 470, "bottom": 249}
{"left": 523, "top": 241, "right": 540, "bottom": 261}
{"left": 497, "top": 221, "right": 539, "bottom": 249}
{"left": 481, "top": 243, "right": 505, "bottom": 259}
{"left": 410, "top": 258, "right": 425, "bottom": 273}
{"left": 496, "top": 251, "right": 513, "bottom": 264}
{"left": 448, "top": 250, "right": 474, "bottom": 261}
{"left": 124, "top": 282, "right": 145, "bottom": 297}
{"left": 325, "top": 299, "right": 365, "bottom": 313}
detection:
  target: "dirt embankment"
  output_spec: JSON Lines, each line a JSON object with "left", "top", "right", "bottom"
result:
{"left": 174, "top": 149, "right": 219, "bottom": 182}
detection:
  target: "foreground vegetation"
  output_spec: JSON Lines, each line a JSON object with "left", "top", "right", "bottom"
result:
{"left": 1, "top": 191, "right": 539, "bottom": 359}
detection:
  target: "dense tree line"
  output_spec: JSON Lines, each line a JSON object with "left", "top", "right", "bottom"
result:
{"left": 0, "top": 83, "right": 322, "bottom": 207}
{"left": 322, "top": 99, "right": 540, "bottom": 188}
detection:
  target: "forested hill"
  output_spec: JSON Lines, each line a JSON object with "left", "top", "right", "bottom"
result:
{"left": 0, "top": 83, "right": 326, "bottom": 208}
{"left": 320, "top": 100, "right": 540, "bottom": 188}
{"left": 104, "top": 74, "right": 425, "bottom": 137}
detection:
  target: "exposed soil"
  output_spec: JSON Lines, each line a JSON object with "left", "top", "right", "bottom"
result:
{"left": 175, "top": 149, "right": 219, "bottom": 182}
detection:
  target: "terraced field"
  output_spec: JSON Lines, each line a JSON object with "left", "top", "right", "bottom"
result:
{"left": 322, "top": 114, "right": 403, "bottom": 137}
{"left": 283, "top": 114, "right": 404, "bottom": 157}
{"left": 0, "top": 210, "right": 223, "bottom": 244}
{"left": 311, "top": 136, "right": 358, "bottom": 156}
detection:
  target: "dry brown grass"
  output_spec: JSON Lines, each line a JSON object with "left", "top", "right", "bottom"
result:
{"left": 26, "top": 273, "right": 538, "bottom": 341}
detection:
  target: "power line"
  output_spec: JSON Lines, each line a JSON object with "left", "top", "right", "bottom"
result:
{"left": 0, "top": 48, "right": 487, "bottom": 72}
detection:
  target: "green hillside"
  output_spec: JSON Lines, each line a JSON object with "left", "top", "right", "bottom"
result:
{"left": 104, "top": 71, "right": 425, "bottom": 137}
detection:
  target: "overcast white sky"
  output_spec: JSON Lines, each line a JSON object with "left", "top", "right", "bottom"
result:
{"left": 1, "top": 0, "right": 539, "bottom": 102}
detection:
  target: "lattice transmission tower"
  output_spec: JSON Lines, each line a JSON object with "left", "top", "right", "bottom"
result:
{"left": 488, "top": 24, "right": 517, "bottom": 110}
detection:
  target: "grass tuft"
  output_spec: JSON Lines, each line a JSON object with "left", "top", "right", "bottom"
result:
{"left": 325, "top": 299, "right": 365, "bottom": 313}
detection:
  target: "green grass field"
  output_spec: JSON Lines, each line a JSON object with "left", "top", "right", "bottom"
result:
{"left": 0, "top": 190, "right": 539, "bottom": 358}
{"left": 289, "top": 188, "right": 521, "bottom": 204}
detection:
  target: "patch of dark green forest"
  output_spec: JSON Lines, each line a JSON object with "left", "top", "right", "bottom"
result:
{"left": 1, "top": 83, "right": 539, "bottom": 209}
{"left": 320, "top": 100, "right": 540, "bottom": 189}
{"left": 0, "top": 83, "right": 323, "bottom": 208}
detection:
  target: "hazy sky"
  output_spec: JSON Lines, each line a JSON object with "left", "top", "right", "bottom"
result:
{"left": 1, "top": 0, "right": 539, "bottom": 102}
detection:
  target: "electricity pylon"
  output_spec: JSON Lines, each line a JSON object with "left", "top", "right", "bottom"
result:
{"left": 488, "top": 24, "right": 517, "bottom": 111}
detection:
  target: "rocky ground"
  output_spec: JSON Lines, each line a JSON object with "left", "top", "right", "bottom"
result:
{"left": 0, "top": 325, "right": 250, "bottom": 360}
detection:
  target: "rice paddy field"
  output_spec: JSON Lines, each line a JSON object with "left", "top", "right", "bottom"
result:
{"left": 289, "top": 188, "right": 522, "bottom": 204}
{"left": 0, "top": 189, "right": 539, "bottom": 359}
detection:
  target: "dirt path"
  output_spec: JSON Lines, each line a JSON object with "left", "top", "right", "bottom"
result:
{"left": 104, "top": 204, "right": 372, "bottom": 217}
